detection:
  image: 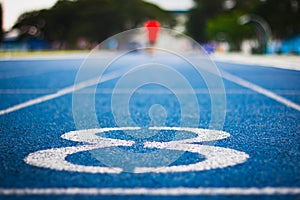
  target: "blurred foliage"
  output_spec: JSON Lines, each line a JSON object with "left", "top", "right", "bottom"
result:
{"left": 13, "top": 0, "right": 174, "bottom": 49}
{"left": 186, "top": 0, "right": 223, "bottom": 43}
{"left": 187, "top": 0, "right": 300, "bottom": 49}
{"left": 254, "top": 0, "right": 300, "bottom": 39}
{"left": 206, "top": 11, "right": 253, "bottom": 50}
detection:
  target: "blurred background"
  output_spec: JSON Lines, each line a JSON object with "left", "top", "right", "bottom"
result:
{"left": 0, "top": 0, "right": 299, "bottom": 54}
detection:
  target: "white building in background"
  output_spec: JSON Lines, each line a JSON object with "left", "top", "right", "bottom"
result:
{"left": 170, "top": 10, "right": 188, "bottom": 34}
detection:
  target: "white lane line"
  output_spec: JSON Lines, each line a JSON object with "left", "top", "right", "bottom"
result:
{"left": 221, "top": 71, "right": 300, "bottom": 112}
{"left": 0, "top": 88, "right": 252, "bottom": 94}
{"left": 0, "top": 71, "right": 48, "bottom": 79}
{"left": 2, "top": 88, "right": 300, "bottom": 95}
{"left": 0, "top": 53, "right": 88, "bottom": 61}
{"left": 1, "top": 66, "right": 299, "bottom": 115}
{"left": 0, "top": 72, "right": 121, "bottom": 115}
{"left": 213, "top": 54, "right": 300, "bottom": 71}
{"left": 0, "top": 187, "right": 299, "bottom": 196}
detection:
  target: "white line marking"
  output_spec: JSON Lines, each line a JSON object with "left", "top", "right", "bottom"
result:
{"left": 0, "top": 72, "right": 121, "bottom": 115}
{"left": 0, "top": 187, "right": 299, "bottom": 196}
{"left": 1, "top": 63, "right": 299, "bottom": 115}
{"left": 0, "top": 71, "right": 48, "bottom": 79}
{"left": 2, "top": 88, "right": 299, "bottom": 95}
{"left": 221, "top": 70, "right": 300, "bottom": 112}
{"left": 0, "top": 89, "right": 58, "bottom": 94}
{"left": 213, "top": 53, "right": 300, "bottom": 71}
{"left": 0, "top": 53, "right": 88, "bottom": 61}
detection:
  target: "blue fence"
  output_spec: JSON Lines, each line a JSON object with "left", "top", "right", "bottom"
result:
{"left": 267, "top": 35, "right": 300, "bottom": 54}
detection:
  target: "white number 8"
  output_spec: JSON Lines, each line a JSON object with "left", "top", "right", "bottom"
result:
{"left": 25, "top": 127, "right": 249, "bottom": 174}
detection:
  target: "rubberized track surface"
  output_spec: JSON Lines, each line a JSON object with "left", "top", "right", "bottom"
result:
{"left": 0, "top": 55, "right": 299, "bottom": 199}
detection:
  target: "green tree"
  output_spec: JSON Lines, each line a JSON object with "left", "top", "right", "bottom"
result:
{"left": 254, "top": 0, "right": 300, "bottom": 39}
{"left": 206, "top": 11, "right": 253, "bottom": 50}
{"left": 187, "top": 0, "right": 300, "bottom": 43}
{"left": 187, "top": 0, "right": 265, "bottom": 43}
{"left": 13, "top": 0, "right": 174, "bottom": 49}
{"left": 186, "top": 0, "right": 223, "bottom": 42}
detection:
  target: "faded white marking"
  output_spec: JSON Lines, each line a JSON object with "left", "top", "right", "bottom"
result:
{"left": 221, "top": 71, "right": 300, "bottom": 112}
{"left": 0, "top": 71, "right": 49, "bottom": 79}
{"left": 1, "top": 64, "right": 299, "bottom": 115}
{"left": 25, "top": 127, "right": 249, "bottom": 174}
{"left": 213, "top": 53, "right": 300, "bottom": 71}
{"left": 0, "top": 53, "right": 89, "bottom": 61}
{"left": 0, "top": 187, "right": 299, "bottom": 196}
{"left": 0, "top": 72, "right": 121, "bottom": 115}
{"left": 3, "top": 88, "right": 299, "bottom": 95}
{"left": 0, "top": 89, "right": 58, "bottom": 94}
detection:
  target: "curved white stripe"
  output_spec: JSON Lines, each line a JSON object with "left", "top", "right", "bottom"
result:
{"left": 0, "top": 187, "right": 299, "bottom": 196}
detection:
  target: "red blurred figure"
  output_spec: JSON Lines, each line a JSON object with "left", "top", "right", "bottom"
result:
{"left": 144, "top": 20, "right": 161, "bottom": 46}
